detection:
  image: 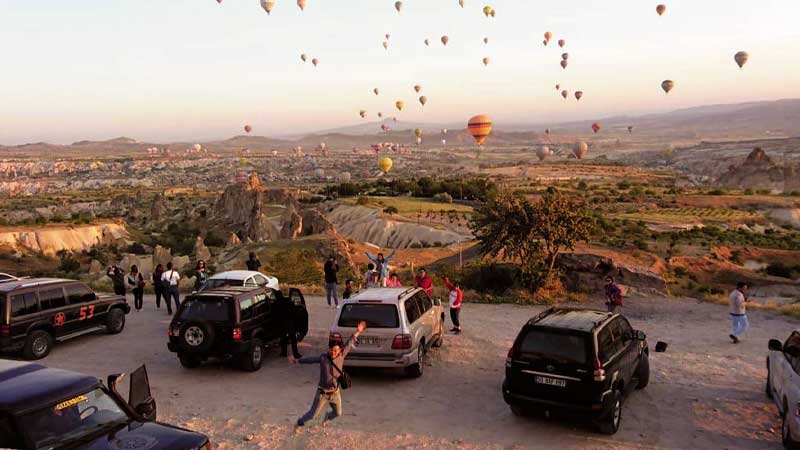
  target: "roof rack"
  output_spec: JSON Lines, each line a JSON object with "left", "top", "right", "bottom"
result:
{"left": 18, "top": 279, "right": 64, "bottom": 289}
{"left": 397, "top": 287, "right": 417, "bottom": 300}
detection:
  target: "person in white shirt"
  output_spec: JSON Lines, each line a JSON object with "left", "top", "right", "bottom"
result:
{"left": 729, "top": 282, "right": 749, "bottom": 344}
{"left": 161, "top": 262, "right": 181, "bottom": 315}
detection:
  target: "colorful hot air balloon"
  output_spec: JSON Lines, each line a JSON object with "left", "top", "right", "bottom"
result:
{"left": 373, "top": 88, "right": 379, "bottom": 96}
{"left": 575, "top": 91, "right": 583, "bottom": 101}
{"left": 193, "top": 144, "right": 202, "bottom": 152}
{"left": 419, "top": 96, "right": 427, "bottom": 106}
{"left": 573, "top": 141, "right": 588, "bottom": 159}
{"left": 483, "top": 6, "right": 493, "bottom": 17}
{"left": 261, "top": 0, "right": 275, "bottom": 14}
{"left": 555, "top": 84, "right": 560, "bottom": 90}
{"left": 558, "top": 39, "right": 566, "bottom": 48}
{"left": 560, "top": 60, "right": 568, "bottom": 69}
{"left": 414, "top": 85, "right": 421, "bottom": 93}
{"left": 484, "top": 37, "right": 489, "bottom": 44}
{"left": 656, "top": 4, "right": 666, "bottom": 16}
{"left": 297, "top": 0, "right": 306, "bottom": 10}
{"left": 244, "top": 125, "right": 252, "bottom": 134}
{"left": 383, "top": 41, "right": 389, "bottom": 50}
{"left": 359, "top": 110, "right": 367, "bottom": 118}
{"left": 661, "top": 80, "right": 674, "bottom": 94}
{"left": 544, "top": 31, "right": 553, "bottom": 42}
{"left": 459, "top": 0, "right": 465, "bottom": 7}
{"left": 441, "top": 35, "right": 449, "bottom": 46}
{"left": 311, "top": 58, "right": 319, "bottom": 67}
{"left": 396, "top": 101, "right": 404, "bottom": 111}
{"left": 468, "top": 114, "right": 493, "bottom": 146}
{"left": 591, "top": 123, "right": 601, "bottom": 134}
{"left": 414, "top": 128, "right": 423, "bottom": 138}
{"left": 394, "top": 1, "right": 402, "bottom": 12}
{"left": 379, "top": 157, "right": 393, "bottom": 173}
{"left": 536, "top": 146, "right": 551, "bottom": 161}
{"left": 300, "top": 53, "right": 307, "bottom": 62}
{"left": 734, "top": 51, "right": 749, "bottom": 69}
{"left": 561, "top": 90, "right": 569, "bottom": 99}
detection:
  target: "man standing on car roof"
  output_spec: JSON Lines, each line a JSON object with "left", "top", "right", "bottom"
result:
{"left": 276, "top": 291, "right": 302, "bottom": 359}
{"left": 729, "top": 281, "right": 749, "bottom": 344}
{"left": 291, "top": 321, "right": 367, "bottom": 428}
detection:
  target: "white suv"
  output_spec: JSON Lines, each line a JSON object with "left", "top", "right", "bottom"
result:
{"left": 329, "top": 287, "right": 445, "bottom": 378}
{"left": 768, "top": 331, "right": 800, "bottom": 449}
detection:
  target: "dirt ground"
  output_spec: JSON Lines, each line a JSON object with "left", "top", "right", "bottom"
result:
{"left": 37, "top": 293, "right": 799, "bottom": 450}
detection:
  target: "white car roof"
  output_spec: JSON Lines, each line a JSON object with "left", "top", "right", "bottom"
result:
{"left": 348, "top": 287, "right": 418, "bottom": 303}
{"left": 208, "top": 270, "right": 272, "bottom": 281}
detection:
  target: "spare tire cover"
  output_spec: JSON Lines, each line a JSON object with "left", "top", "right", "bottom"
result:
{"left": 179, "top": 320, "right": 215, "bottom": 353}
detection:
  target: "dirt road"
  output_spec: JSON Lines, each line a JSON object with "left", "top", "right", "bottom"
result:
{"left": 39, "top": 294, "right": 796, "bottom": 449}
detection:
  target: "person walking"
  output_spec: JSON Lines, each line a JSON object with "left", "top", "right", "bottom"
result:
{"left": 366, "top": 250, "right": 396, "bottom": 286}
{"left": 444, "top": 277, "right": 463, "bottom": 334}
{"left": 127, "top": 265, "right": 145, "bottom": 312}
{"left": 193, "top": 260, "right": 208, "bottom": 292}
{"left": 106, "top": 266, "right": 126, "bottom": 296}
{"left": 324, "top": 256, "right": 339, "bottom": 308}
{"left": 363, "top": 263, "right": 380, "bottom": 288}
{"left": 729, "top": 282, "right": 749, "bottom": 344}
{"left": 604, "top": 277, "right": 623, "bottom": 313}
{"left": 161, "top": 262, "right": 181, "bottom": 315}
{"left": 291, "top": 320, "right": 367, "bottom": 428}
{"left": 246, "top": 252, "right": 262, "bottom": 272}
{"left": 153, "top": 264, "right": 166, "bottom": 311}
{"left": 342, "top": 279, "right": 356, "bottom": 300}
{"left": 386, "top": 272, "right": 402, "bottom": 288}
{"left": 415, "top": 268, "right": 433, "bottom": 298}
{"left": 277, "top": 291, "right": 302, "bottom": 359}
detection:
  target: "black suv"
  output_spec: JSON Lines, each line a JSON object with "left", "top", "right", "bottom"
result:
{"left": 0, "top": 359, "right": 209, "bottom": 450}
{"left": 503, "top": 307, "right": 651, "bottom": 434}
{"left": 167, "top": 286, "right": 308, "bottom": 371}
{"left": 1, "top": 278, "right": 129, "bottom": 360}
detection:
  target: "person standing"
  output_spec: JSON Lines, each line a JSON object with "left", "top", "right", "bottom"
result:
{"left": 324, "top": 256, "right": 339, "bottom": 308}
{"left": 107, "top": 266, "right": 126, "bottom": 296}
{"left": 153, "top": 264, "right": 166, "bottom": 311}
{"left": 127, "top": 265, "right": 145, "bottom": 312}
{"left": 366, "top": 250, "right": 396, "bottom": 286}
{"left": 363, "top": 263, "right": 380, "bottom": 288}
{"left": 342, "top": 279, "right": 356, "bottom": 300}
{"left": 246, "top": 252, "right": 262, "bottom": 272}
{"left": 604, "top": 277, "right": 623, "bottom": 313}
{"left": 444, "top": 277, "right": 463, "bottom": 334}
{"left": 729, "top": 282, "right": 749, "bottom": 344}
{"left": 276, "top": 291, "right": 302, "bottom": 359}
{"left": 291, "top": 321, "right": 367, "bottom": 428}
{"left": 193, "top": 260, "right": 208, "bottom": 292}
{"left": 415, "top": 268, "right": 433, "bottom": 298}
{"left": 161, "top": 262, "right": 181, "bottom": 315}
{"left": 386, "top": 272, "right": 402, "bottom": 288}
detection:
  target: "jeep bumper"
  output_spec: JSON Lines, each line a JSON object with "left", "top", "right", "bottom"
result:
{"left": 502, "top": 379, "right": 612, "bottom": 418}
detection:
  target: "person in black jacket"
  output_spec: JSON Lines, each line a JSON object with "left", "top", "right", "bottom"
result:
{"left": 106, "top": 266, "right": 126, "bottom": 296}
{"left": 323, "top": 256, "right": 339, "bottom": 308}
{"left": 276, "top": 291, "right": 302, "bottom": 359}
{"left": 246, "top": 252, "right": 261, "bottom": 272}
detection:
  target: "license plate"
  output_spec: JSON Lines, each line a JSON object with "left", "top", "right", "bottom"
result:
{"left": 358, "top": 337, "right": 382, "bottom": 346}
{"left": 534, "top": 376, "right": 566, "bottom": 387}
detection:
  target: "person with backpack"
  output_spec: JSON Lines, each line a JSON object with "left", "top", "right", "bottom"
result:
{"left": 604, "top": 276, "right": 623, "bottom": 313}
{"left": 127, "top": 265, "right": 145, "bottom": 312}
{"left": 291, "top": 320, "right": 367, "bottom": 428}
{"left": 153, "top": 264, "right": 166, "bottom": 311}
{"left": 161, "top": 262, "right": 181, "bottom": 315}
{"left": 444, "top": 277, "right": 463, "bottom": 334}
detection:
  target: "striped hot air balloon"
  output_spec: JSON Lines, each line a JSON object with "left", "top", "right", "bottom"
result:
{"left": 468, "top": 114, "right": 493, "bottom": 146}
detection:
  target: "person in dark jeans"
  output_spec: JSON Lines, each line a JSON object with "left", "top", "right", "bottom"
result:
{"left": 193, "top": 260, "right": 208, "bottom": 291}
{"left": 276, "top": 292, "right": 302, "bottom": 359}
{"left": 445, "top": 277, "right": 463, "bottom": 334}
{"left": 246, "top": 252, "right": 261, "bottom": 272}
{"left": 153, "top": 264, "right": 166, "bottom": 311}
{"left": 127, "top": 265, "right": 145, "bottom": 312}
{"left": 323, "top": 256, "right": 339, "bottom": 308}
{"left": 106, "top": 266, "right": 126, "bottom": 296}
{"left": 604, "top": 276, "right": 623, "bottom": 313}
{"left": 161, "top": 262, "right": 181, "bottom": 315}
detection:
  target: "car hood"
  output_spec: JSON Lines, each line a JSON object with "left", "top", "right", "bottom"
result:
{"left": 63, "top": 421, "right": 205, "bottom": 450}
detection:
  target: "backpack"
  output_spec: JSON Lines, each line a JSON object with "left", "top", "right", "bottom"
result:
{"left": 327, "top": 355, "right": 351, "bottom": 390}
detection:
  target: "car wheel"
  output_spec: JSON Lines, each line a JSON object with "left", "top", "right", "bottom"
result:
{"left": 784, "top": 408, "right": 800, "bottom": 450}
{"left": 595, "top": 390, "right": 622, "bottom": 435}
{"left": 106, "top": 308, "right": 125, "bottom": 334}
{"left": 179, "top": 320, "right": 215, "bottom": 354}
{"left": 23, "top": 330, "right": 53, "bottom": 360}
{"left": 240, "top": 338, "right": 263, "bottom": 372}
{"left": 432, "top": 319, "right": 444, "bottom": 348}
{"left": 179, "top": 353, "right": 202, "bottom": 369}
{"left": 405, "top": 344, "right": 425, "bottom": 378}
{"left": 636, "top": 352, "right": 650, "bottom": 390}
{"left": 767, "top": 358, "right": 773, "bottom": 399}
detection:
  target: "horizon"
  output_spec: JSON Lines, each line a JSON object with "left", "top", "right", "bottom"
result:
{"left": 2, "top": 0, "right": 799, "bottom": 145}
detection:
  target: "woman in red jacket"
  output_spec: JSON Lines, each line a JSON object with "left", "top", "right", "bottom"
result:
{"left": 444, "top": 277, "right": 463, "bottom": 334}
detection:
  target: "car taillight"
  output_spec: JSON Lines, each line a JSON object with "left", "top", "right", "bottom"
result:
{"left": 233, "top": 327, "right": 242, "bottom": 341}
{"left": 594, "top": 357, "right": 606, "bottom": 382}
{"left": 329, "top": 332, "right": 343, "bottom": 347}
{"left": 0, "top": 325, "right": 9, "bottom": 337}
{"left": 167, "top": 327, "right": 173, "bottom": 337}
{"left": 391, "top": 334, "right": 412, "bottom": 350}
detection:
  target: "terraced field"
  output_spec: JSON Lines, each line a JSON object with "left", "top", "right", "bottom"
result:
{"left": 345, "top": 196, "right": 474, "bottom": 214}
{"left": 617, "top": 206, "right": 762, "bottom": 224}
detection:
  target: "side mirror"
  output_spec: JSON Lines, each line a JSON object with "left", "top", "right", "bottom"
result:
{"left": 636, "top": 330, "right": 647, "bottom": 341}
{"left": 655, "top": 341, "right": 668, "bottom": 353}
{"left": 769, "top": 339, "right": 784, "bottom": 352}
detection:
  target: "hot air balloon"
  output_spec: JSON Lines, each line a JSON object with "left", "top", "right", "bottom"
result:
{"left": 628, "top": 126, "right": 634, "bottom": 133}
{"left": 483, "top": 6, "right": 493, "bottom": 17}
{"left": 373, "top": 88, "right": 379, "bottom": 95}
{"left": 442, "top": 128, "right": 448, "bottom": 134}
{"left": 575, "top": 91, "right": 583, "bottom": 101}
{"left": 315, "top": 168, "right": 325, "bottom": 178}
{"left": 544, "top": 31, "right": 553, "bottom": 42}
{"left": 359, "top": 110, "right": 367, "bottom": 118}
{"left": 536, "top": 146, "right": 551, "bottom": 161}
{"left": 545, "top": 128, "right": 550, "bottom": 135}
{"left": 591, "top": 123, "right": 601, "bottom": 134}
{"left": 561, "top": 90, "right": 568, "bottom": 99}
{"left": 419, "top": 96, "right": 427, "bottom": 106}
{"left": 555, "top": 84, "right": 560, "bottom": 90}
{"left": 424, "top": 38, "right": 430, "bottom": 46}
{"left": 385, "top": 34, "right": 391, "bottom": 40}
{"left": 468, "top": 114, "right": 493, "bottom": 146}
{"left": 734, "top": 51, "right": 749, "bottom": 69}
{"left": 378, "top": 112, "right": 383, "bottom": 118}
{"left": 661, "top": 80, "right": 674, "bottom": 94}
{"left": 558, "top": 39, "right": 565, "bottom": 48}
{"left": 318, "top": 142, "right": 327, "bottom": 150}
{"left": 414, "top": 128, "right": 423, "bottom": 138}
{"left": 217, "top": 0, "right": 222, "bottom": 3}
{"left": 560, "top": 60, "right": 568, "bottom": 69}
{"left": 272, "top": 150, "right": 278, "bottom": 156}
{"left": 561, "top": 53, "right": 569, "bottom": 60}
{"left": 441, "top": 139, "right": 447, "bottom": 146}
{"left": 656, "top": 4, "right": 666, "bottom": 16}
{"left": 300, "top": 53, "right": 307, "bottom": 62}
{"left": 379, "top": 157, "right": 393, "bottom": 173}
{"left": 414, "top": 85, "right": 421, "bottom": 93}
{"left": 441, "top": 35, "right": 449, "bottom": 46}
{"left": 396, "top": 101, "right": 404, "bottom": 111}
{"left": 416, "top": 137, "right": 422, "bottom": 145}
{"left": 482, "top": 57, "right": 490, "bottom": 66}
{"left": 312, "top": 58, "right": 319, "bottom": 67}
{"left": 394, "top": 1, "right": 402, "bottom": 12}
{"left": 297, "top": 0, "right": 306, "bottom": 10}
{"left": 381, "top": 124, "right": 389, "bottom": 132}
{"left": 573, "top": 141, "right": 588, "bottom": 159}
{"left": 383, "top": 41, "right": 388, "bottom": 50}
{"left": 543, "top": 40, "right": 549, "bottom": 46}
{"left": 261, "top": 0, "right": 275, "bottom": 14}
{"left": 459, "top": 0, "right": 465, "bottom": 7}
{"left": 244, "top": 125, "right": 252, "bottom": 134}
{"left": 193, "top": 144, "right": 202, "bottom": 152}
{"left": 484, "top": 37, "right": 489, "bottom": 44}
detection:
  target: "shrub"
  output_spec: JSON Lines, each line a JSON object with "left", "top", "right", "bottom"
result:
{"left": 356, "top": 196, "right": 370, "bottom": 206}
{"left": 673, "top": 266, "right": 688, "bottom": 276}
{"left": 432, "top": 192, "right": 454, "bottom": 204}
{"left": 383, "top": 206, "right": 399, "bottom": 215}
{"left": 765, "top": 262, "right": 800, "bottom": 279}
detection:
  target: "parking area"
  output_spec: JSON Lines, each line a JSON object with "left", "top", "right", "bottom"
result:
{"left": 34, "top": 294, "right": 793, "bottom": 449}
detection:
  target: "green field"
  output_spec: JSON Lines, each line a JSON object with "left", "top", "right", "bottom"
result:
{"left": 346, "top": 196, "right": 474, "bottom": 214}
{"left": 616, "top": 207, "right": 761, "bottom": 224}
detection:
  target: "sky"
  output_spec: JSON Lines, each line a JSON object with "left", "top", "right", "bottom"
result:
{"left": 1, "top": 0, "right": 799, "bottom": 144}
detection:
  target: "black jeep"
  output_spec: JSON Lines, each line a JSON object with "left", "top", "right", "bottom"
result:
{"left": 167, "top": 286, "right": 308, "bottom": 371}
{"left": 503, "top": 307, "right": 654, "bottom": 434}
{"left": 1, "top": 278, "right": 129, "bottom": 360}
{"left": 0, "top": 360, "right": 209, "bottom": 450}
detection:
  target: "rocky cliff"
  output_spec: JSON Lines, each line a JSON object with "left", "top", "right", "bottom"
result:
{"left": 0, "top": 222, "right": 128, "bottom": 256}
{"left": 719, "top": 147, "right": 787, "bottom": 191}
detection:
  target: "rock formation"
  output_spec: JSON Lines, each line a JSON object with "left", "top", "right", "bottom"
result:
{"left": 556, "top": 252, "right": 668, "bottom": 295}
{"left": 151, "top": 192, "right": 167, "bottom": 221}
{"left": 194, "top": 236, "right": 211, "bottom": 262}
{"left": 280, "top": 205, "right": 304, "bottom": 240}
{"left": 719, "top": 147, "right": 786, "bottom": 191}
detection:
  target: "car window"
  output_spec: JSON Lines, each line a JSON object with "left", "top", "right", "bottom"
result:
{"left": 519, "top": 329, "right": 589, "bottom": 364}
{"left": 597, "top": 326, "right": 615, "bottom": 363}
{"left": 240, "top": 295, "right": 255, "bottom": 321}
{"left": 65, "top": 284, "right": 95, "bottom": 304}
{"left": 404, "top": 297, "right": 422, "bottom": 324}
{"left": 338, "top": 304, "right": 399, "bottom": 328}
{"left": 0, "top": 295, "right": 6, "bottom": 322}
{"left": 203, "top": 279, "right": 241, "bottom": 290}
{"left": 616, "top": 317, "right": 634, "bottom": 343}
{"left": 11, "top": 292, "right": 39, "bottom": 318}
{"left": 784, "top": 332, "right": 800, "bottom": 356}
{"left": 178, "top": 296, "right": 231, "bottom": 322}
{"left": 39, "top": 288, "right": 67, "bottom": 311}
{"left": 254, "top": 275, "right": 268, "bottom": 286}
{"left": 418, "top": 292, "right": 432, "bottom": 312}
{"left": 244, "top": 277, "right": 257, "bottom": 287}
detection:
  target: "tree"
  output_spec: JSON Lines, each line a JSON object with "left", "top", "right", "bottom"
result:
{"left": 471, "top": 191, "right": 594, "bottom": 289}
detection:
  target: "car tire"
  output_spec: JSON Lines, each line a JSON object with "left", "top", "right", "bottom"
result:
{"left": 595, "top": 390, "right": 622, "bottom": 435}
{"left": 179, "top": 320, "right": 215, "bottom": 354}
{"left": 784, "top": 406, "right": 800, "bottom": 450}
{"left": 432, "top": 319, "right": 444, "bottom": 348}
{"left": 767, "top": 358, "right": 773, "bottom": 399}
{"left": 294, "top": 308, "right": 309, "bottom": 342}
{"left": 636, "top": 352, "right": 650, "bottom": 390}
{"left": 106, "top": 308, "right": 126, "bottom": 334}
{"left": 22, "top": 330, "right": 54, "bottom": 360}
{"left": 510, "top": 405, "right": 528, "bottom": 417}
{"left": 405, "top": 343, "right": 425, "bottom": 378}
{"left": 178, "top": 353, "right": 202, "bottom": 369}
{"left": 240, "top": 338, "right": 264, "bottom": 372}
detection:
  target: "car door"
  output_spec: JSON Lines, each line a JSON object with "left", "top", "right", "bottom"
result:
{"left": 597, "top": 322, "right": 624, "bottom": 388}
{"left": 403, "top": 296, "right": 423, "bottom": 347}
{"left": 779, "top": 333, "right": 800, "bottom": 413}
{"left": 37, "top": 287, "right": 71, "bottom": 339}
{"left": 128, "top": 365, "right": 157, "bottom": 421}
{"left": 288, "top": 288, "right": 308, "bottom": 340}
{"left": 418, "top": 292, "right": 435, "bottom": 342}
{"left": 63, "top": 284, "right": 99, "bottom": 333}
{"left": 613, "top": 317, "right": 639, "bottom": 390}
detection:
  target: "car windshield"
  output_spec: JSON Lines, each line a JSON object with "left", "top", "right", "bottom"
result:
{"left": 0, "top": 294, "right": 6, "bottom": 322}
{"left": 202, "top": 279, "right": 242, "bottom": 290}
{"left": 179, "top": 296, "right": 231, "bottom": 321}
{"left": 18, "top": 388, "right": 128, "bottom": 449}
{"left": 338, "top": 303, "right": 399, "bottom": 328}
{"left": 519, "top": 329, "right": 589, "bottom": 364}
